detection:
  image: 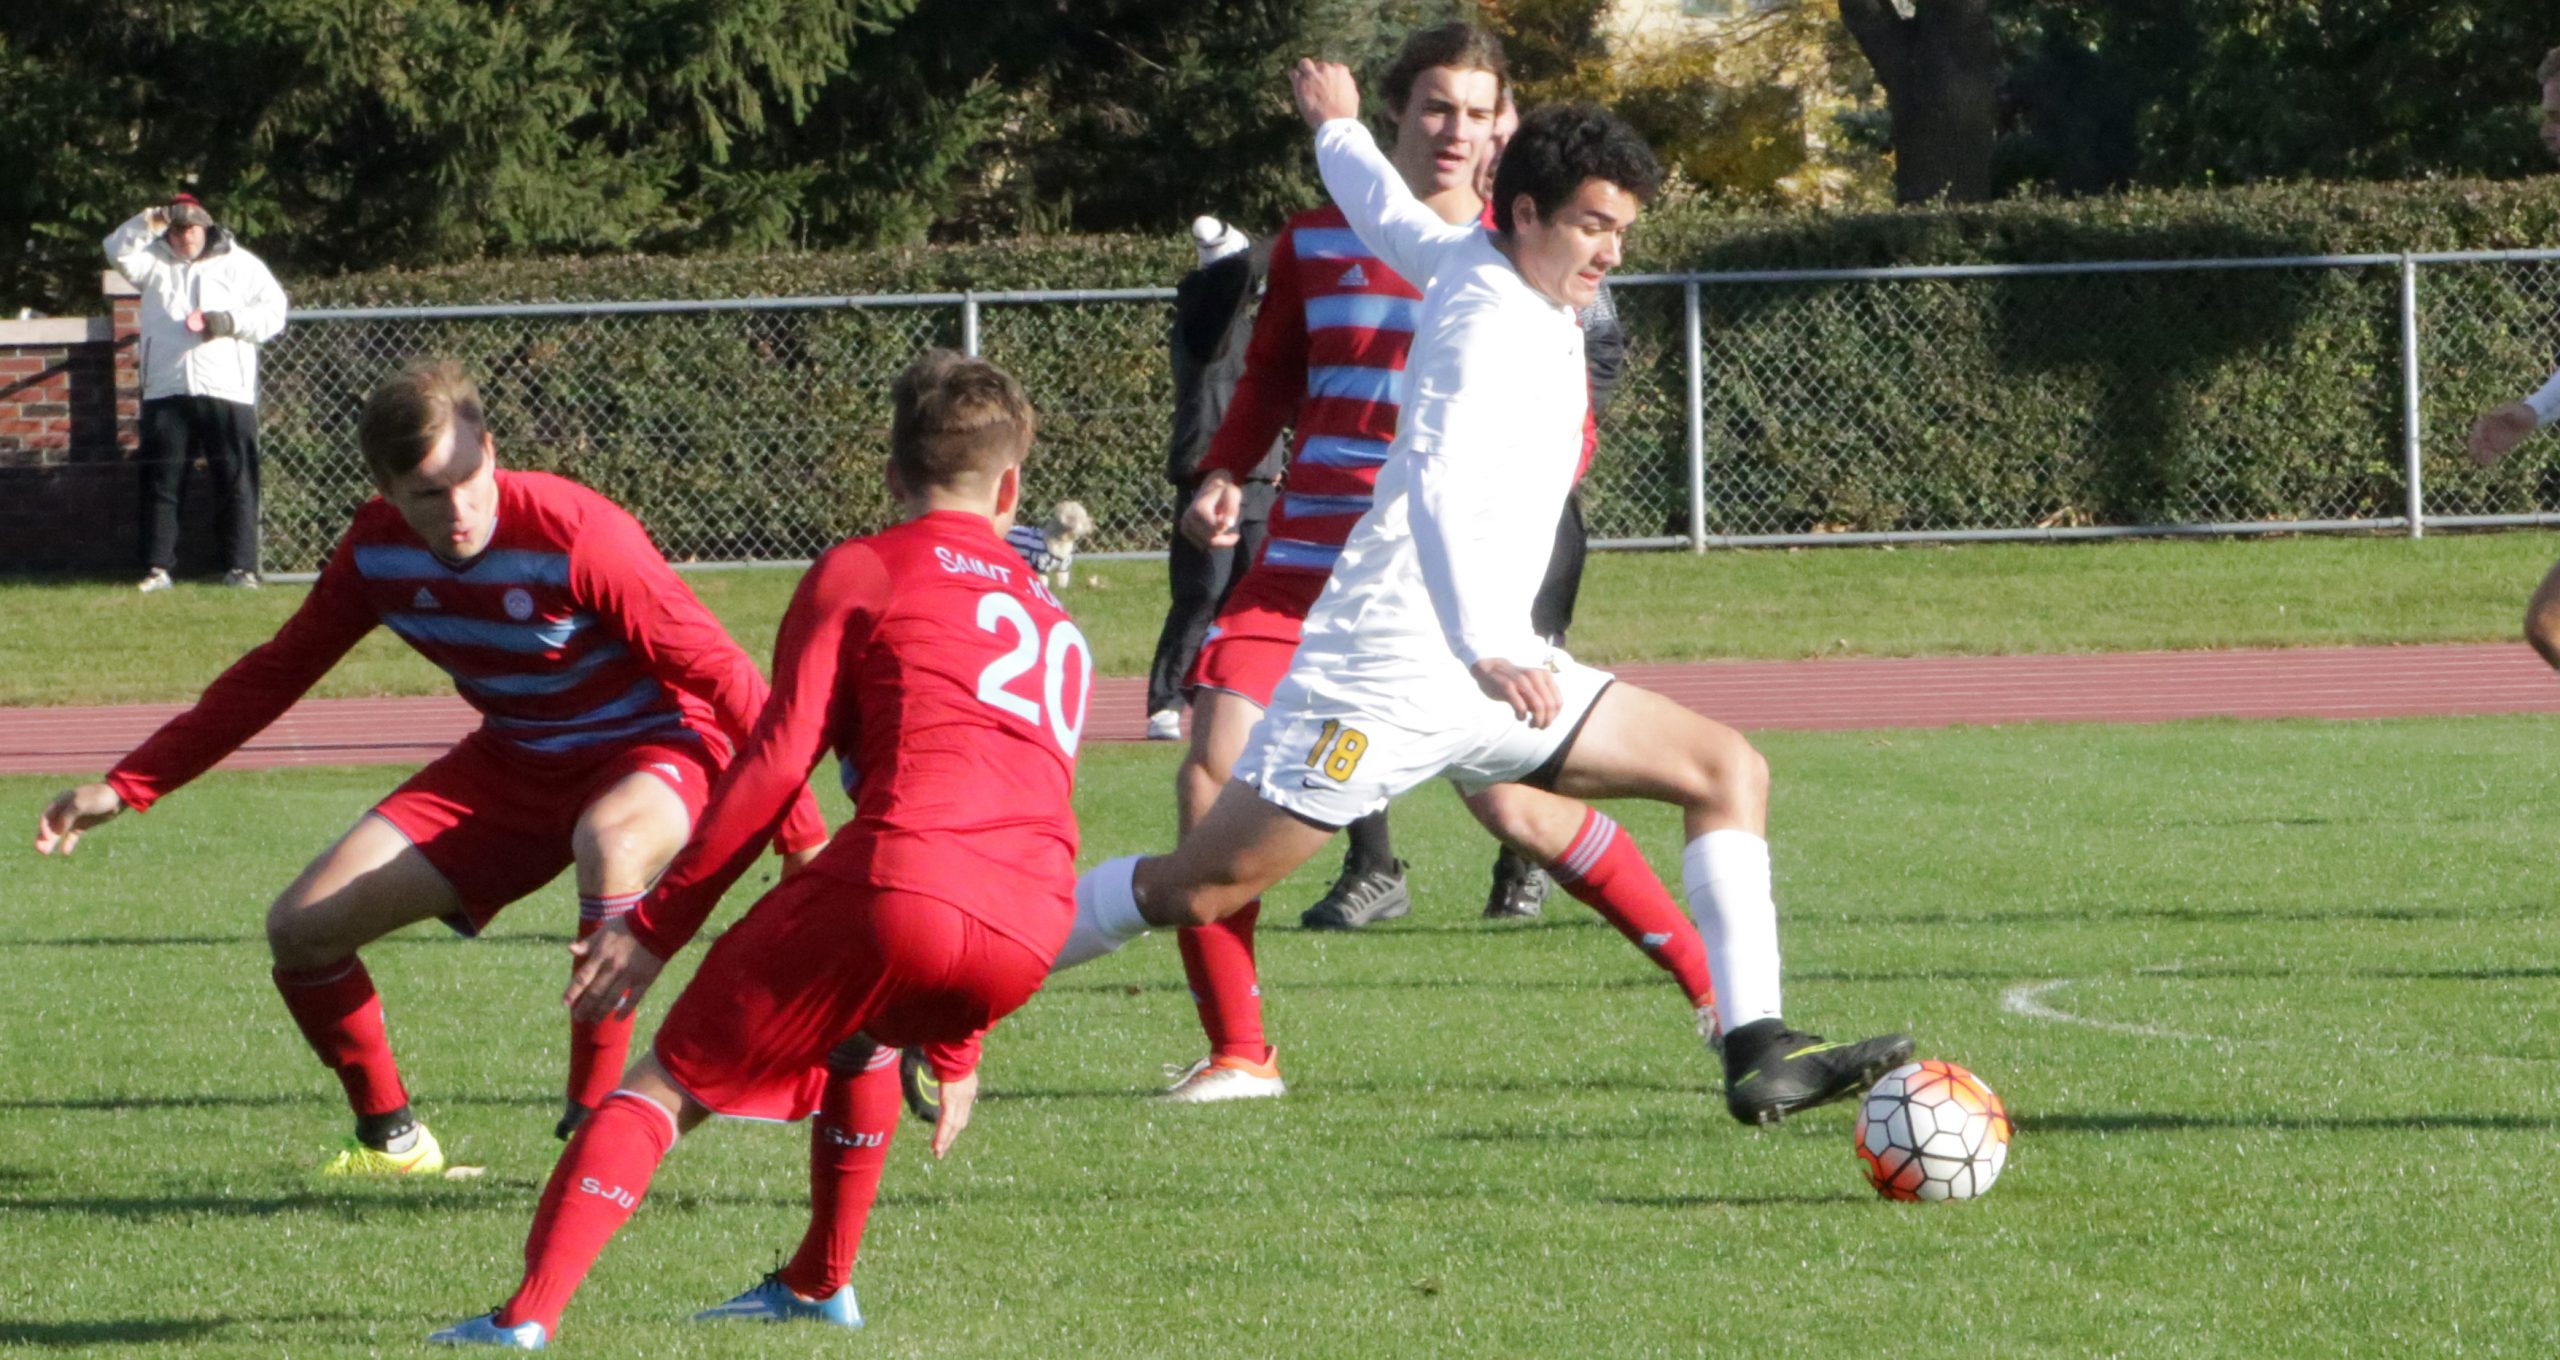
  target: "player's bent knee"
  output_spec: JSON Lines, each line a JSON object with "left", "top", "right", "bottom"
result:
{"left": 2526, "top": 603, "right": 2560, "bottom": 667}
{"left": 1693, "top": 731, "right": 1770, "bottom": 810}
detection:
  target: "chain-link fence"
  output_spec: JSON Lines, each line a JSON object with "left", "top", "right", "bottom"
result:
{"left": 255, "top": 250, "right": 2560, "bottom": 574}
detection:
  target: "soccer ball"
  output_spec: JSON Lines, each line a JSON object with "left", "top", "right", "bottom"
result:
{"left": 1855, "top": 1060, "right": 2010, "bottom": 1203}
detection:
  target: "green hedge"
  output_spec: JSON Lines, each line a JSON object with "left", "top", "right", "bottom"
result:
{"left": 252, "top": 176, "right": 2560, "bottom": 570}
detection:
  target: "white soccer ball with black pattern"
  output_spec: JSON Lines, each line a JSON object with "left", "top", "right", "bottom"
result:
{"left": 1855, "top": 1060, "right": 2010, "bottom": 1202}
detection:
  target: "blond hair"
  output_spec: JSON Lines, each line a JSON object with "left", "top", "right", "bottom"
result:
{"left": 358, "top": 360, "right": 484, "bottom": 483}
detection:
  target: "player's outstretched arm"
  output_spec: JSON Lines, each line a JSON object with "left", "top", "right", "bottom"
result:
{"left": 34, "top": 783, "right": 124, "bottom": 856}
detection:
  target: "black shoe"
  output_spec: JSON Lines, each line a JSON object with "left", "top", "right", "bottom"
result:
{"left": 1299, "top": 860, "right": 1411, "bottom": 930}
{"left": 1719, "top": 1017, "right": 1914, "bottom": 1127}
{"left": 1482, "top": 856, "right": 1549, "bottom": 920}
{"left": 898, "top": 1047, "right": 942, "bottom": 1125}
{"left": 554, "top": 1102, "right": 591, "bottom": 1142}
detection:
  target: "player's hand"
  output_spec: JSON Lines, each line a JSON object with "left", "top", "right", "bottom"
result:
{"left": 1182, "top": 469, "right": 1243, "bottom": 549}
{"left": 565, "top": 916, "right": 666, "bottom": 1024}
{"left": 35, "top": 783, "right": 124, "bottom": 856}
{"left": 1471, "top": 658, "right": 1562, "bottom": 729}
{"left": 929, "top": 1068, "right": 979, "bottom": 1159}
{"left": 2468, "top": 402, "right": 2540, "bottom": 467}
{"left": 1291, "top": 59, "right": 1360, "bottom": 128}
{"left": 779, "top": 840, "right": 827, "bottom": 878}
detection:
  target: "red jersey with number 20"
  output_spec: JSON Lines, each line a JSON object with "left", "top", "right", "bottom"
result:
{"left": 629, "top": 511, "right": 1089, "bottom": 962}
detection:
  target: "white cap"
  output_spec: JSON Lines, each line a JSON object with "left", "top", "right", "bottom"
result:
{"left": 1191, "top": 215, "right": 1248, "bottom": 267}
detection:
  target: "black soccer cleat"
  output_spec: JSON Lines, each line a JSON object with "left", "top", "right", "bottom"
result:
{"left": 1719, "top": 1018, "right": 1914, "bottom": 1127}
{"left": 1299, "top": 860, "right": 1411, "bottom": 931}
{"left": 898, "top": 1048, "right": 942, "bottom": 1126}
{"left": 554, "top": 1102, "right": 591, "bottom": 1142}
{"left": 1482, "top": 852, "right": 1549, "bottom": 921}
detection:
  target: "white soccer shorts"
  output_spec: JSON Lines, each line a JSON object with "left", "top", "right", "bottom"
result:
{"left": 1233, "top": 653, "right": 1616, "bottom": 828}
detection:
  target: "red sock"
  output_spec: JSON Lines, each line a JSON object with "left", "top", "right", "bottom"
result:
{"left": 1176, "top": 902, "right": 1268, "bottom": 1063}
{"left": 1550, "top": 811, "right": 1717, "bottom": 1011}
{"left": 777, "top": 1046, "right": 901, "bottom": 1299}
{"left": 272, "top": 959, "right": 409, "bottom": 1117}
{"left": 566, "top": 917, "right": 636, "bottom": 1111}
{"left": 500, "top": 1091, "right": 679, "bottom": 1335}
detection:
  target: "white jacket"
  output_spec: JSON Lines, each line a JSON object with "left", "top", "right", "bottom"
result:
{"left": 104, "top": 212, "right": 289, "bottom": 405}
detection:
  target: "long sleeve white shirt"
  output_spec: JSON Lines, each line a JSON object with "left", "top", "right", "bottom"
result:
{"left": 2526, "top": 367, "right": 2560, "bottom": 428}
{"left": 104, "top": 213, "right": 289, "bottom": 405}
{"left": 1285, "top": 119, "right": 1589, "bottom": 710}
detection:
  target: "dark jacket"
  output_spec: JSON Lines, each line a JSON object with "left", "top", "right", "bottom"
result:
{"left": 1167, "top": 242, "right": 1288, "bottom": 487}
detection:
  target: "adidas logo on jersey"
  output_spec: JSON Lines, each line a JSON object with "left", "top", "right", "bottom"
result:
{"left": 412, "top": 587, "right": 439, "bottom": 609}
{"left": 1338, "top": 264, "right": 1368, "bottom": 288}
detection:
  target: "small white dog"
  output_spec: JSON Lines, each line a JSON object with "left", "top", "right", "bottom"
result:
{"left": 1005, "top": 499, "right": 1095, "bottom": 587}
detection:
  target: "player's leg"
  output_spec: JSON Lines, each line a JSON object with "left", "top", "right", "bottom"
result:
{"left": 1166, "top": 686, "right": 1286, "bottom": 1099}
{"left": 267, "top": 811, "right": 467, "bottom": 1172}
{"left": 744, "top": 1038, "right": 899, "bottom": 1322}
{"left": 1062, "top": 776, "right": 1340, "bottom": 973}
{"left": 1484, "top": 491, "right": 1589, "bottom": 919}
{"left": 1546, "top": 682, "right": 1910, "bottom": 1124}
{"left": 1460, "top": 783, "right": 1714, "bottom": 1015}
{"left": 558, "top": 765, "right": 698, "bottom": 1139}
{"left": 453, "top": 1052, "right": 711, "bottom": 1346}
{"left": 2523, "top": 556, "right": 2560, "bottom": 668}
{"left": 1301, "top": 808, "right": 1410, "bottom": 930}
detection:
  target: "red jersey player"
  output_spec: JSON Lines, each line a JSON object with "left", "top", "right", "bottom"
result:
{"left": 1160, "top": 24, "right": 1720, "bottom": 1103}
{"left": 430, "top": 350, "right": 1086, "bottom": 1348}
{"left": 32, "top": 360, "right": 825, "bottom": 1174}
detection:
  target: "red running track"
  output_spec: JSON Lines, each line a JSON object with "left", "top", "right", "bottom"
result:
{"left": 2, "top": 643, "right": 2555, "bottom": 778}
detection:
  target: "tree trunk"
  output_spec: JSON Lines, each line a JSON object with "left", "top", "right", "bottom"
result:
{"left": 1838, "top": 0, "right": 2000, "bottom": 203}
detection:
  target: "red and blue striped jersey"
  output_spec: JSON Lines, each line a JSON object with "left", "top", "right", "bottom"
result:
{"left": 109, "top": 470, "right": 825, "bottom": 850}
{"left": 1199, "top": 204, "right": 1420, "bottom": 579}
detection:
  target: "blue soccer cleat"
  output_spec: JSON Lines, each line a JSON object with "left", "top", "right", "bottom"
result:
{"left": 427, "top": 1312, "right": 547, "bottom": 1349}
{"left": 692, "top": 1272, "right": 864, "bottom": 1327}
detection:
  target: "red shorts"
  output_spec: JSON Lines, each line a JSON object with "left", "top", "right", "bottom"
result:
{"left": 1187, "top": 567, "right": 1325, "bottom": 709}
{"left": 653, "top": 874, "right": 1054, "bottom": 1122}
{"left": 369, "top": 731, "right": 718, "bottom": 934}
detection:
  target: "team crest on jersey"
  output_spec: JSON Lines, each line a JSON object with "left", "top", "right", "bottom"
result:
{"left": 412, "top": 587, "right": 439, "bottom": 610}
{"left": 1338, "top": 264, "right": 1368, "bottom": 288}
{"left": 503, "top": 587, "right": 535, "bottom": 621}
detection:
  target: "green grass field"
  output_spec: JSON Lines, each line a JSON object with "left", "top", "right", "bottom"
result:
{"left": 9, "top": 718, "right": 2558, "bottom": 1356}
{"left": 6, "top": 530, "right": 2558, "bottom": 706}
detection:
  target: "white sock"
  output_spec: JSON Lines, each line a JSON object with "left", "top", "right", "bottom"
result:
{"left": 1053, "top": 855, "right": 1150, "bottom": 971}
{"left": 1682, "top": 829, "right": 1783, "bottom": 1033}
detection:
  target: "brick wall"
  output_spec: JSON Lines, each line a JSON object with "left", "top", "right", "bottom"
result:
{"left": 0, "top": 272, "right": 218, "bottom": 576}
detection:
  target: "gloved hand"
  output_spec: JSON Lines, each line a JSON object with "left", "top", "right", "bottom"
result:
{"left": 200, "top": 311, "right": 236, "bottom": 339}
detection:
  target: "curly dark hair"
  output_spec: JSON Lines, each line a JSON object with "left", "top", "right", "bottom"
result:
{"left": 1488, "top": 103, "right": 1662, "bottom": 235}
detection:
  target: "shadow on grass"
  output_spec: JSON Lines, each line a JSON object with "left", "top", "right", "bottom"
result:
{"left": 2028, "top": 1111, "right": 2553, "bottom": 1135}
{"left": 1869, "top": 902, "right": 2522, "bottom": 927}
{"left": 1597, "top": 1191, "right": 1868, "bottom": 1209}
{"left": 0, "top": 1090, "right": 558, "bottom": 1113}
{"left": 0, "top": 1188, "right": 521, "bottom": 1223}
{"left": 0, "top": 934, "right": 253, "bottom": 948}
{"left": 0, "top": 1319, "right": 226, "bottom": 1349}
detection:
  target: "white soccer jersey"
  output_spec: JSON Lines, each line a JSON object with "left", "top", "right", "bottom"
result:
{"left": 1282, "top": 118, "right": 1590, "bottom": 716}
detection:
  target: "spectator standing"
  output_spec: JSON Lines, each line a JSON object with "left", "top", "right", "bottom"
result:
{"left": 104, "top": 193, "right": 288, "bottom": 592}
{"left": 1143, "top": 216, "right": 1284, "bottom": 739}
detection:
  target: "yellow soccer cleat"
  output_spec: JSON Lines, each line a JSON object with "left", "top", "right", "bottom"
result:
{"left": 318, "top": 1122, "right": 447, "bottom": 1177}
